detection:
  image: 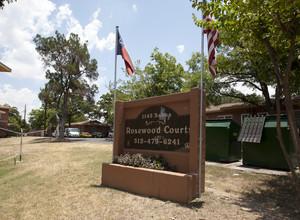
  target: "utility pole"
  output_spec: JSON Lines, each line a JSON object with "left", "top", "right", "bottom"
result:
{"left": 23, "top": 104, "right": 26, "bottom": 129}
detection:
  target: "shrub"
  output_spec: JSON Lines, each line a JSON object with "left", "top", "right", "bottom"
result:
{"left": 112, "top": 153, "right": 175, "bottom": 171}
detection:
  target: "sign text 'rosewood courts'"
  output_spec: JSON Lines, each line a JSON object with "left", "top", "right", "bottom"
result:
{"left": 125, "top": 106, "right": 190, "bottom": 152}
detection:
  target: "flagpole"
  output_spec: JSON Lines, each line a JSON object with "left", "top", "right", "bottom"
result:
{"left": 199, "top": 0, "right": 206, "bottom": 198}
{"left": 113, "top": 26, "right": 119, "bottom": 160}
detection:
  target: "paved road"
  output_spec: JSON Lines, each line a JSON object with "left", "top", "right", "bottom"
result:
{"left": 67, "top": 137, "right": 113, "bottom": 143}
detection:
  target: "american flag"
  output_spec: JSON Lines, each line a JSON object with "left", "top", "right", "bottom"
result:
{"left": 116, "top": 29, "right": 135, "bottom": 76}
{"left": 203, "top": 14, "right": 219, "bottom": 76}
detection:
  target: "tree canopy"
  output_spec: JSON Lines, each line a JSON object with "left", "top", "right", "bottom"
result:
{"left": 192, "top": 0, "right": 300, "bottom": 199}
{"left": 0, "top": 0, "right": 16, "bottom": 9}
{"left": 34, "top": 31, "right": 98, "bottom": 139}
{"left": 3, "top": 104, "right": 28, "bottom": 133}
{"left": 120, "top": 48, "right": 185, "bottom": 99}
{"left": 183, "top": 51, "right": 239, "bottom": 106}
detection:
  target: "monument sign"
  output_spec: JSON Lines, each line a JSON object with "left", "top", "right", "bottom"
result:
{"left": 102, "top": 88, "right": 206, "bottom": 203}
{"left": 125, "top": 105, "right": 190, "bottom": 152}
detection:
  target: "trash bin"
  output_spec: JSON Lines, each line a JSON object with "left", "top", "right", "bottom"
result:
{"left": 242, "top": 116, "right": 298, "bottom": 170}
{"left": 206, "top": 119, "right": 241, "bottom": 162}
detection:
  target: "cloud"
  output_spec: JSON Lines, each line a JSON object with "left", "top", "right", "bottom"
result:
{"left": 95, "top": 32, "right": 115, "bottom": 51}
{"left": 94, "top": 76, "right": 107, "bottom": 89}
{"left": 0, "top": 84, "right": 41, "bottom": 118}
{"left": 0, "top": 0, "right": 113, "bottom": 115}
{"left": 0, "top": 0, "right": 56, "bottom": 80}
{"left": 57, "top": 4, "right": 84, "bottom": 38}
{"left": 1, "top": 42, "right": 45, "bottom": 80}
{"left": 234, "top": 82, "right": 275, "bottom": 96}
{"left": 56, "top": 4, "right": 114, "bottom": 52}
{"left": 0, "top": 1, "right": 114, "bottom": 81}
{"left": 132, "top": 4, "right": 138, "bottom": 12}
{"left": 177, "top": 45, "right": 185, "bottom": 53}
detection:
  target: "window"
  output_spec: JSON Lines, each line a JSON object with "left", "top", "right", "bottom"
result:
{"left": 217, "top": 115, "right": 232, "bottom": 119}
{"left": 257, "top": 112, "right": 268, "bottom": 116}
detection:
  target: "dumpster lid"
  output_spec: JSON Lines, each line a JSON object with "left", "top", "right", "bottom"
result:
{"left": 206, "top": 119, "right": 237, "bottom": 128}
{"left": 264, "top": 116, "right": 289, "bottom": 128}
{"left": 237, "top": 116, "right": 266, "bottom": 143}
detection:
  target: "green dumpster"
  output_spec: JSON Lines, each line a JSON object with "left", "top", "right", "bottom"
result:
{"left": 206, "top": 119, "right": 241, "bottom": 162}
{"left": 242, "top": 116, "right": 298, "bottom": 170}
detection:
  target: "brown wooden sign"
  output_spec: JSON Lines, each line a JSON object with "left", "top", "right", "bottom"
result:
{"left": 125, "top": 105, "right": 190, "bottom": 152}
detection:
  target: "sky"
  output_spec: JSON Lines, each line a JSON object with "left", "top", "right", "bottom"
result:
{"left": 0, "top": 0, "right": 258, "bottom": 120}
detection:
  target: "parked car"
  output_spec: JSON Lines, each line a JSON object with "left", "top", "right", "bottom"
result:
{"left": 108, "top": 129, "right": 114, "bottom": 138}
{"left": 92, "top": 132, "right": 104, "bottom": 138}
{"left": 64, "top": 128, "right": 80, "bottom": 138}
{"left": 80, "top": 132, "right": 92, "bottom": 138}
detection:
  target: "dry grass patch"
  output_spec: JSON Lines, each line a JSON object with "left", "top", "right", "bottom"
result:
{"left": 0, "top": 137, "right": 299, "bottom": 219}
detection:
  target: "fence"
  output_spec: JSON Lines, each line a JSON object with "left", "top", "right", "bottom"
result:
{"left": 0, "top": 127, "right": 47, "bottom": 162}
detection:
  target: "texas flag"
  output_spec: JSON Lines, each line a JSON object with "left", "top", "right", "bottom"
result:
{"left": 116, "top": 29, "right": 135, "bottom": 76}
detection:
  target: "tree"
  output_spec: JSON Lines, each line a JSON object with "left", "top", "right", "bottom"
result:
{"left": 143, "top": 47, "right": 184, "bottom": 97}
{"left": 192, "top": 0, "right": 300, "bottom": 200}
{"left": 213, "top": 39, "right": 277, "bottom": 112}
{"left": 65, "top": 80, "right": 97, "bottom": 126}
{"left": 28, "top": 109, "right": 44, "bottom": 130}
{"left": 3, "top": 104, "right": 27, "bottom": 134}
{"left": 93, "top": 91, "right": 114, "bottom": 125}
{"left": 182, "top": 52, "right": 239, "bottom": 106}
{"left": 95, "top": 48, "right": 185, "bottom": 124}
{"left": 0, "top": 0, "right": 16, "bottom": 9}
{"left": 92, "top": 81, "right": 127, "bottom": 125}
{"left": 121, "top": 48, "right": 185, "bottom": 99}
{"left": 34, "top": 31, "right": 98, "bottom": 140}
{"left": 207, "top": 27, "right": 299, "bottom": 114}
{"left": 28, "top": 107, "right": 59, "bottom": 132}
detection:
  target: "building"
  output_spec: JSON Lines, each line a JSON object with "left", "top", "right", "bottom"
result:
{"left": 65, "top": 120, "right": 111, "bottom": 137}
{"left": 0, "top": 63, "right": 12, "bottom": 137}
{"left": 0, "top": 105, "right": 11, "bottom": 137}
{"left": 0, "top": 62, "right": 11, "bottom": 72}
{"left": 206, "top": 96, "right": 300, "bottom": 126}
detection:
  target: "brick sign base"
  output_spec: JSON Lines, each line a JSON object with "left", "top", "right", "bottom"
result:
{"left": 101, "top": 88, "right": 206, "bottom": 203}
{"left": 102, "top": 163, "right": 197, "bottom": 203}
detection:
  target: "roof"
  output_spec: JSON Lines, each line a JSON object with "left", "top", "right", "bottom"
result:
{"left": 0, "top": 105, "right": 11, "bottom": 112}
{"left": 206, "top": 95, "right": 300, "bottom": 114}
{"left": 0, "top": 62, "right": 11, "bottom": 72}
{"left": 206, "top": 102, "right": 252, "bottom": 113}
{"left": 68, "top": 120, "right": 110, "bottom": 127}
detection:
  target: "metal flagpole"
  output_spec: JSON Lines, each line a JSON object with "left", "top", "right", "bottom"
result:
{"left": 199, "top": 0, "right": 206, "bottom": 198}
{"left": 113, "top": 26, "right": 119, "bottom": 160}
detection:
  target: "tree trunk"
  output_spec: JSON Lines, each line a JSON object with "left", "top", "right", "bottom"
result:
{"left": 265, "top": 37, "right": 300, "bottom": 201}
{"left": 260, "top": 81, "right": 275, "bottom": 114}
{"left": 44, "top": 102, "right": 47, "bottom": 137}
{"left": 275, "top": 87, "right": 300, "bottom": 201}
{"left": 55, "top": 110, "right": 60, "bottom": 139}
{"left": 59, "top": 92, "right": 68, "bottom": 139}
{"left": 282, "top": 81, "right": 300, "bottom": 166}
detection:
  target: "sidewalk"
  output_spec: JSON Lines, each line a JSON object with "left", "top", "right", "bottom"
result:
{"left": 205, "top": 160, "right": 295, "bottom": 176}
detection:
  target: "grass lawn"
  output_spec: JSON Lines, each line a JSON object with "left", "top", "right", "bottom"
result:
{"left": 0, "top": 137, "right": 299, "bottom": 219}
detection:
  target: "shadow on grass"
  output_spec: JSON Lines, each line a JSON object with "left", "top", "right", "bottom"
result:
{"left": 28, "top": 137, "right": 52, "bottom": 144}
{"left": 181, "top": 199, "right": 205, "bottom": 210}
{"left": 90, "top": 184, "right": 102, "bottom": 188}
{"left": 236, "top": 173, "right": 300, "bottom": 219}
{"left": 90, "top": 184, "right": 205, "bottom": 210}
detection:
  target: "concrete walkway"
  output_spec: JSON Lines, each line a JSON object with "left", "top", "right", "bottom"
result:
{"left": 205, "top": 160, "right": 296, "bottom": 176}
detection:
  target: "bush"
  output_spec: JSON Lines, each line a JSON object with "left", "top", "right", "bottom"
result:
{"left": 112, "top": 153, "right": 175, "bottom": 171}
